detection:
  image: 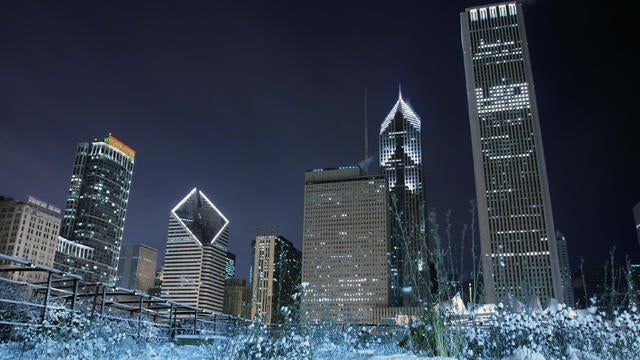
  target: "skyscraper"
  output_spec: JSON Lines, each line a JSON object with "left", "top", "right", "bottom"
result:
{"left": 302, "top": 167, "right": 390, "bottom": 323}
{"left": 251, "top": 235, "right": 301, "bottom": 323}
{"left": 116, "top": 243, "right": 158, "bottom": 292}
{"left": 555, "top": 231, "right": 575, "bottom": 306}
{"left": 461, "top": 2, "right": 563, "bottom": 304}
{"left": 58, "top": 134, "right": 135, "bottom": 283}
{"left": 0, "top": 195, "right": 61, "bottom": 282}
{"left": 223, "top": 278, "right": 252, "bottom": 318}
{"left": 161, "top": 188, "right": 229, "bottom": 312}
{"left": 379, "top": 90, "right": 427, "bottom": 306}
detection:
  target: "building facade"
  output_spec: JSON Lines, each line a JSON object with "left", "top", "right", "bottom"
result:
{"left": 302, "top": 167, "right": 390, "bottom": 323}
{"left": 226, "top": 251, "right": 236, "bottom": 280}
{"left": 57, "top": 134, "right": 135, "bottom": 283}
{"left": 251, "top": 235, "right": 301, "bottom": 323}
{"left": 461, "top": 2, "right": 563, "bottom": 304}
{"left": 161, "top": 188, "right": 229, "bottom": 312}
{"left": 223, "top": 278, "right": 252, "bottom": 318}
{"left": 379, "top": 90, "right": 427, "bottom": 307}
{"left": 0, "top": 196, "right": 62, "bottom": 282}
{"left": 116, "top": 243, "right": 158, "bottom": 292}
{"left": 555, "top": 231, "right": 575, "bottom": 306}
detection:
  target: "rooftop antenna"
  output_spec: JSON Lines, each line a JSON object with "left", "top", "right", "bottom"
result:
{"left": 363, "top": 87, "right": 368, "bottom": 175}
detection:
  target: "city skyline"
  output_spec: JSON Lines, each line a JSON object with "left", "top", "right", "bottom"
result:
{"left": 1, "top": 0, "right": 637, "bottom": 283}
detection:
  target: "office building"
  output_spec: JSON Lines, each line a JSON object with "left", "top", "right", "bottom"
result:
{"left": 162, "top": 188, "right": 229, "bottom": 312}
{"left": 379, "top": 90, "right": 427, "bottom": 306}
{"left": 224, "top": 278, "right": 252, "bottom": 318}
{"left": 461, "top": 2, "right": 563, "bottom": 304}
{"left": 148, "top": 266, "right": 164, "bottom": 297}
{"left": 302, "top": 167, "right": 390, "bottom": 323}
{"left": 251, "top": 235, "right": 301, "bottom": 323}
{"left": 0, "top": 195, "right": 61, "bottom": 282}
{"left": 57, "top": 134, "right": 135, "bottom": 283}
{"left": 555, "top": 231, "right": 575, "bottom": 306}
{"left": 116, "top": 243, "right": 158, "bottom": 292}
{"left": 226, "top": 251, "right": 236, "bottom": 280}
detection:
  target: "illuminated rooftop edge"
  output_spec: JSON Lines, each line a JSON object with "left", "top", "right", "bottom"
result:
{"left": 170, "top": 187, "right": 229, "bottom": 247}
{"left": 103, "top": 133, "right": 136, "bottom": 160}
{"left": 380, "top": 95, "right": 421, "bottom": 135}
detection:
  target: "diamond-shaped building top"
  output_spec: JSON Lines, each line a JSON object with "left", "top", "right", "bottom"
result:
{"left": 171, "top": 188, "right": 229, "bottom": 246}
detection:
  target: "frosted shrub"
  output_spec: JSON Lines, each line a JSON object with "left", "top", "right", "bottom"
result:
{"left": 9, "top": 309, "right": 162, "bottom": 359}
{"left": 468, "top": 302, "right": 640, "bottom": 360}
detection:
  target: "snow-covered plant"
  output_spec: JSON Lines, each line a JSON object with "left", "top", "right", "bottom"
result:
{"left": 467, "top": 301, "right": 640, "bottom": 360}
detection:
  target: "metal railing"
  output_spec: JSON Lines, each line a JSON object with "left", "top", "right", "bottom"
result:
{"left": 0, "top": 253, "right": 250, "bottom": 340}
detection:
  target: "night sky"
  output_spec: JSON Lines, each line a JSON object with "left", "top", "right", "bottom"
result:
{"left": 1, "top": 1, "right": 637, "bottom": 282}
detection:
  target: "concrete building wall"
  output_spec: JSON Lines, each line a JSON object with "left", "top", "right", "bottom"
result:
{"left": 302, "top": 168, "right": 390, "bottom": 323}
{"left": 0, "top": 196, "right": 61, "bottom": 282}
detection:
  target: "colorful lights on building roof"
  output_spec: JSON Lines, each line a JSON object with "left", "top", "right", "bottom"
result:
{"left": 103, "top": 133, "right": 136, "bottom": 160}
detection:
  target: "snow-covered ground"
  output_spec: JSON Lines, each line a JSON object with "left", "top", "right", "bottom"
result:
{"left": 1, "top": 301, "right": 639, "bottom": 359}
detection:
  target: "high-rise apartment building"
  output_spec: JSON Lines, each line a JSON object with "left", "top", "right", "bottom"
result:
{"left": 162, "top": 188, "right": 229, "bottom": 312}
{"left": 379, "top": 90, "right": 427, "bottom": 306}
{"left": 0, "top": 196, "right": 61, "bottom": 282}
{"left": 57, "top": 134, "right": 135, "bottom": 283}
{"left": 461, "top": 2, "right": 563, "bottom": 304}
{"left": 223, "top": 278, "right": 252, "bottom": 318}
{"left": 116, "top": 243, "right": 158, "bottom": 292}
{"left": 251, "top": 235, "right": 301, "bottom": 323}
{"left": 302, "top": 167, "right": 390, "bottom": 323}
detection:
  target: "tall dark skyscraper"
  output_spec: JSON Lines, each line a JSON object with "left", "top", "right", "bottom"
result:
{"left": 379, "top": 90, "right": 427, "bottom": 306}
{"left": 461, "top": 2, "right": 563, "bottom": 304}
{"left": 162, "top": 188, "right": 230, "bottom": 312}
{"left": 58, "top": 134, "right": 135, "bottom": 283}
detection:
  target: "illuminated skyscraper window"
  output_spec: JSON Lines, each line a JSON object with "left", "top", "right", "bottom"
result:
{"left": 57, "top": 134, "right": 135, "bottom": 283}
{"left": 379, "top": 90, "right": 427, "bottom": 307}
{"left": 461, "top": 1, "right": 563, "bottom": 304}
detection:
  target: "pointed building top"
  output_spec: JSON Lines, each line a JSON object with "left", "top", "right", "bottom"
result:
{"left": 380, "top": 88, "right": 421, "bottom": 135}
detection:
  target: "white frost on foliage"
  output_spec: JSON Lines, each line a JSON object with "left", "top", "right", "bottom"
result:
{"left": 504, "top": 345, "right": 546, "bottom": 360}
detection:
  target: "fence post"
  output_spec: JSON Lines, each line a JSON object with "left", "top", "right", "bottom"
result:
{"left": 71, "top": 278, "right": 79, "bottom": 312}
{"left": 193, "top": 309, "right": 198, "bottom": 335}
{"left": 169, "top": 304, "right": 174, "bottom": 339}
{"left": 41, "top": 272, "right": 53, "bottom": 323}
{"left": 138, "top": 296, "right": 144, "bottom": 337}
{"left": 100, "top": 284, "right": 106, "bottom": 315}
